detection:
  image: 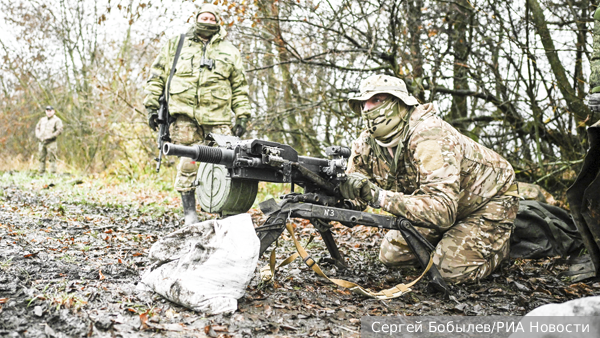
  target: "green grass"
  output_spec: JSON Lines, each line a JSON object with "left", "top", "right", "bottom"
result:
{"left": 59, "top": 254, "right": 76, "bottom": 263}
{"left": 0, "top": 170, "right": 180, "bottom": 218}
{"left": 0, "top": 257, "right": 13, "bottom": 270}
{"left": 51, "top": 292, "right": 87, "bottom": 312}
{"left": 0, "top": 169, "right": 294, "bottom": 218}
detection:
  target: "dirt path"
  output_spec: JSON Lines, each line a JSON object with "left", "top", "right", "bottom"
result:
{"left": 1, "top": 172, "right": 599, "bottom": 337}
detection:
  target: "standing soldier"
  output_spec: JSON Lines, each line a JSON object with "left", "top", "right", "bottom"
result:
{"left": 35, "top": 106, "right": 63, "bottom": 175}
{"left": 341, "top": 75, "right": 519, "bottom": 284}
{"left": 144, "top": 3, "right": 252, "bottom": 225}
{"left": 590, "top": 7, "right": 600, "bottom": 112}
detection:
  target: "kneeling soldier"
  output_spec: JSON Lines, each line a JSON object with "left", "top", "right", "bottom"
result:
{"left": 341, "top": 75, "right": 519, "bottom": 284}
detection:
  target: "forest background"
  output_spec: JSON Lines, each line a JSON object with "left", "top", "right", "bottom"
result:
{"left": 1, "top": 0, "right": 598, "bottom": 201}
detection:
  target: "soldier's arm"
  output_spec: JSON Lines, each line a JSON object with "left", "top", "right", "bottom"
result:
{"left": 52, "top": 119, "right": 64, "bottom": 138}
{"left": 143, "top": 40, "right": 172, "bottom": 111}
{"left": 229, "top": 50, "right": 252, "bottom": 119}
{"left": 345, "top": 131, "right": 376, "bottom": 211}
{"left": 35, "top": 120, "right": 42, "bottom": 140}
{"left": 377, "top": 126, "right": 461, "bottom": 231}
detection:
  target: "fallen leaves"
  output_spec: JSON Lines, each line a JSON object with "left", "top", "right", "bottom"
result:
{"left": 264, "top": 304, "right": 272, "bottom": 317}
{"left": 140, "top": 312, "right": 185, "bottom": 332}
{"left": 205, "top": 324, "right": 228, "bottom": 337}
{"left": 3, "top": 172, "right": 600, "bottom": 338}
{"left": 563, "top": 283, "right": 595, "bottom": 297}
{"left": 139, "top": 312, "right": 149, "bottom": 330}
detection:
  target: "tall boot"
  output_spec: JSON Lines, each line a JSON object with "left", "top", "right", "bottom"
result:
{"left": 180, "top": 190, "right": 199, "bottom": 225}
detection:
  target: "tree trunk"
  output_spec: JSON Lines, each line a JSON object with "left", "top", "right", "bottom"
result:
{"left": 528, "top": 0, "right": 594, "bottom": 126}
{"left": 449, "top": 0, "right": 472, "bottom": 133}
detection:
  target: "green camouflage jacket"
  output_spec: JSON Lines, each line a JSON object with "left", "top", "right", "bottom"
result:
{"left": 35, "top": 115, "right": 63, "bottom": 142}
{"left": 347, "top": 103, "right": 516, "bottom": 231}
{"left": 143, "top": 25, "right": 251, "bottom": 125}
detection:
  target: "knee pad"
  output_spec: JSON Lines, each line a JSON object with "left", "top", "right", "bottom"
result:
{"left": 178, "top": 158, "right": 199, "bottom": 175}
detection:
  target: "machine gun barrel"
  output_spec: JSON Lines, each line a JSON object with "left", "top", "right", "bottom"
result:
{"left": 162, "top": 143, "right": 235, "bottom": 166}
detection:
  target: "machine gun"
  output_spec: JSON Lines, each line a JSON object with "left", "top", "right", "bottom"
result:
{"left": 162, "top": 135, "right": 449, "bottom": 294}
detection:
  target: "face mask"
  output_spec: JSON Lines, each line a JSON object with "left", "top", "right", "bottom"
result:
{"left": 194, "top": 22, "right": 219, "bottom": 39}
{"left": 362, "top": 98, "right": 407, "bottom": 139}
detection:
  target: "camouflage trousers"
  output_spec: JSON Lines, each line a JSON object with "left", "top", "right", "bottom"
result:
{"left": 379, "top": 194, "right": 519, "bottom": 284}
{"left": 38, "top": 140, "right": 58, "bottom": 174}
{"left": 170, "top": 114, "right": 232, "bottom": 192}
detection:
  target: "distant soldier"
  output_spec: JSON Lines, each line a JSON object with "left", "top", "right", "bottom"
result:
{"left": 144, "top": 3, "right": 252, "bottom": 225}
{"left": 590, "top": 7, "right": 600, "bottom": 112}
{"left": 35, "top": 106, "right": 63, "bottom": 175}
{"left": 340, "top": 75, "right": 520, "bottom": 284}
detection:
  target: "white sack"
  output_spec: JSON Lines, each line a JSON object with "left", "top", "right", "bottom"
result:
{"left": 139, "top": 213, "right": 259, "bottom": 315}
{"left": 508, "top": 296, "right": 600, "bottom": 338}
{"left": 524, "top": 295, "right": 600, "bottom": 316}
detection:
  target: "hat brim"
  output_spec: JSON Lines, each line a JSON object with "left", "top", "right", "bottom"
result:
{"left": 348, "top": 90, "right": 419, "bottom": 114}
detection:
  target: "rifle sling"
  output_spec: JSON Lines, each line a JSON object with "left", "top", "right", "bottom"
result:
{"left": 164, "top": 33, "right": 187, "bottom": 106}
{"left": 260, "top": 220, "right": 435, "bottom": 300}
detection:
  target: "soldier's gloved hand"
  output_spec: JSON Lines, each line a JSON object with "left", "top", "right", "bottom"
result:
{"left": 340, "top": 173, "right": 383, "bottom": 208}
{"left": 589, "top": 93, "right": 600, "bottom": 113}
{"left": 148, "top": 109, "right": 159, "bottom": 131}
{"left": 232, "top": 117, "right": 248, "bottom": 137}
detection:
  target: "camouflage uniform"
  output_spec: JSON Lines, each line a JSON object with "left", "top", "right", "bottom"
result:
{"left": 346, "top": 75, "right": 519, "bottom": 284}
{"left": 35, "top": 114, "right": 63, "bottom": 174}
{"left": 144, "top": 5, "right": 251, "bottom": 192}
{"left": 171, "top": 116, "right": 231, "bottom": 191}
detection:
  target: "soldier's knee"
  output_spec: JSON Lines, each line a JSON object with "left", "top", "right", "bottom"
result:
{"left": 379, "top": 238, "right": 418, "bottom": 267}
{"left": 178, "top": 158, "right": 199, "bottom": 174}
{"left": 436, "top": 258, "right": 492, "bottom": 284}
{"left": 174, "top": 158, "right": 200, "bottom": 192}
{"left": 379, "top": 253, "right": 419, "bottom": 268}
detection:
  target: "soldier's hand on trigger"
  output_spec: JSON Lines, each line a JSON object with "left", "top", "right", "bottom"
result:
{"left": 340, "top": 172, "right": 374, "bottom": 201}
{"left": 232, "top": 117, "right": 248, "bottom": 137}
{"left": 589, "top": 93, "right": 600, "bottom": 113}
{"left": 148, "top": 109, "right": 159, "bottom": 131}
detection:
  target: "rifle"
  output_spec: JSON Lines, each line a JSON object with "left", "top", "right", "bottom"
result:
{"left": 155, "top": 95, "right": 171, "bottom": 172}
{"left": 154, "top": 33, "right": 186, "bottom": 173}
{"left": 162, "top": 136, "right": 449, "bottom": 294}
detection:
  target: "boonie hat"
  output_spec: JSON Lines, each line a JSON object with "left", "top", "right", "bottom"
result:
{"left": 348, "top": 75, "right": 419, "bottom": 114}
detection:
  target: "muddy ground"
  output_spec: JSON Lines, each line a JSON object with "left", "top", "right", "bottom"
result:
{"left": 1, "top": 171, "right": 600, "bottom": 338}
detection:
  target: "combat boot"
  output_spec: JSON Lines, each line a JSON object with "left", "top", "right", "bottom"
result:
{"left": 180, "top": 190, "right": 199, "bottom": 225}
